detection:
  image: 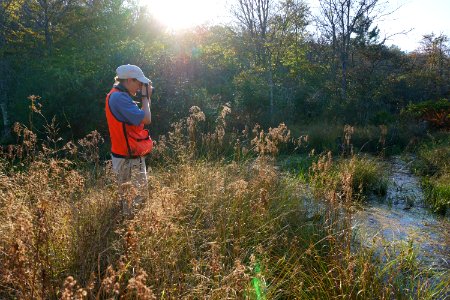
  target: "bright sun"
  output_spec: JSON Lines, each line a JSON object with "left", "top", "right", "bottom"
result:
{"left": 142, "top": 0, "right": 227, "bottom": 31}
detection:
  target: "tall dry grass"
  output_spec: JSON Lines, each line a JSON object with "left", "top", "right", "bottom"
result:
{"left": 0, "top": 104, "right": 448, "bottom": 299}
{"left": 413, "top": 132, "right": 450, "bottom": 214}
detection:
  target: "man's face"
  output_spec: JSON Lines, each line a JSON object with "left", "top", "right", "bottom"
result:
{"left": 126, "top": 78, "right": 143, "bottom": 96}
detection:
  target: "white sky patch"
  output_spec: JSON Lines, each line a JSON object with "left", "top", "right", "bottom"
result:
{"left": 379, "top": 0, "right": 450, "bottom": 51}
{"left": 142, "top": 0, "right": 230, "bottom": 31}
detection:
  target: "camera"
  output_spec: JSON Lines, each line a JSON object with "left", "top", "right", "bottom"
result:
{"left": 144, "top": 82, "right": 155, "bottom": 94}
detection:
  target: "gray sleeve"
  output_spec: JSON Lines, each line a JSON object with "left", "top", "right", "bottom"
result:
{"left": 109, "top": 92, "right": 145, "bottom": 126}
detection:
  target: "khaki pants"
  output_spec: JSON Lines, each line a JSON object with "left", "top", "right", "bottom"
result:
{"left": 111, "top": 155, "right": 148, "bottom": 216}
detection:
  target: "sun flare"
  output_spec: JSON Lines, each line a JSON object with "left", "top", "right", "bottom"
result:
{"left": 142, "top": 0, "right": 227, "bottom": 31}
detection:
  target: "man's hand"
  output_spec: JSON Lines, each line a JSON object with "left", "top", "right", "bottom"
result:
{"left": 141, "top": 83, "right": 152, "bottom": 125}
{"left": 141, "top": 83, "right": 153, "bottom": 99}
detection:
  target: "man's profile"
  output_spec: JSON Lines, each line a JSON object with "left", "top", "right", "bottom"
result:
{"left": 105, "top": 64, "right": 153, "bottom": 216}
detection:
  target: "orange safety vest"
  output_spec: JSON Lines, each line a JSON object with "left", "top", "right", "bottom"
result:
{"left": 105, "top": 87, "right": 153, "bottom": 158}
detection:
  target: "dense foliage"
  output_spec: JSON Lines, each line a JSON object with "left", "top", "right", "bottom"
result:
{"left": 403, "top": 99, "right": 450, "bottom": 129}
{"left": 1, "top": 0, "right": 449, "bottom": 146}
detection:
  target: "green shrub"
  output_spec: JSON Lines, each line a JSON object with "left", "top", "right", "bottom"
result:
{"left": 309, "top": 153, "right": 388, "bottom": 203}
{"left": 298, "top": 123, "right": 425, "bottom": 156}
{"left": 371, "top": 111, "right": 395, "bottom": 125}
{"left": 301, "top": 123, "right": 343, "bottom": 153}
{"left": 349, "top": 156, "right": 388, "bottom": 198}
{"left": 414, "top": 132, "right": 450, "bottom": 214}
{"left": 402, "top": 99, "right": 450, "bottom": 129}
{"left": 423, "top": 174, "right": 450, "bottom": 214}
{"left": 416, "top": 138, "right": 450, "bottom": 176}
{"left": 351, "top": 125, "right": 381, "bottom": 153}
{"left": 277, "top": 154, "right": 313, "bottom": 179}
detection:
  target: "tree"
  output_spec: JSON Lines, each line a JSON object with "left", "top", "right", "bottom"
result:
{"left": 0, "top": 0, "right": 17, "bottom": 138}
{"left": 21, "top": 0, "right": 79, "bottom": 52}
{"left": 232, "top": 0, "right": 309, "bottom": 122}
{"left": 316, "top": 0, "right": 388, "bottom": 98}
{"left": 232, "top": 0, "right": 272, "bottom": 63}
{"left": 232, "top": 0, "right": 275, "bottom": 119}
{"left": 419, "top": 33, "right": 450, "bottom": 97}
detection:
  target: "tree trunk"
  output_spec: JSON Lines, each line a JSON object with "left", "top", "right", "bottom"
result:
{"left": 341, "top": 54, "right": 347, "bottom": 98}
{"left": 0, "top": 102, "right": 9, "bottom": 138}
{"left": 0, "top": 77, "right": 9, "bottom": 139}
{"left": 0, "top": 58, "right": 11, "bottom": 139}
{"left": 268, "top": 67, "right": 274, "bottom": 120}
{"left": 44, "top": 3, "right": 52, "bottom": 52}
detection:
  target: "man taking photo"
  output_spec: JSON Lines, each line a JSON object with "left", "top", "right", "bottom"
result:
{"left": 105, "top": 64, "right": 153, "bottom": 217}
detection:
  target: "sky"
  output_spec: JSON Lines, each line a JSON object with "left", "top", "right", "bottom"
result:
{"left": 143, "top": 0, "right": 450, "bottom": 52}
{"left": 144, "top": 0, "right": 229, "bottom": 30}
{"left": 377, "top": 0, "right": 450, "bottom": 51}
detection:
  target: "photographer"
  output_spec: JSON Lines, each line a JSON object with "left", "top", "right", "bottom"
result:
{"left": 105, "top": 64, "right": 153, "bottom": 217}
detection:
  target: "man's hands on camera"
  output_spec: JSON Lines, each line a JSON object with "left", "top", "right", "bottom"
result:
{"left": 140, "top": 86, "right": 151, "bottom": 99}
{"left": 140, "top": 82, "right": 153, "bottom": 99}
{"left": 141, "top": 83, "right": 152, "bottom": 124}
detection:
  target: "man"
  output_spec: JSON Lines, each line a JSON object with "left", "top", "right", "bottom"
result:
{"left": 105, "top": 64, "right": 153, "bottom": 216}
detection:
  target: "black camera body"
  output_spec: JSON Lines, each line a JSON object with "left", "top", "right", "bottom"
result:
{"left": 144, "top": 83, "right": 155, "bottom": 93}
{"left": 136, "top": 84, "right": 155, "bottom": 100}
{"left": 144, "top": 83, "right": 155, "bottom": 95}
